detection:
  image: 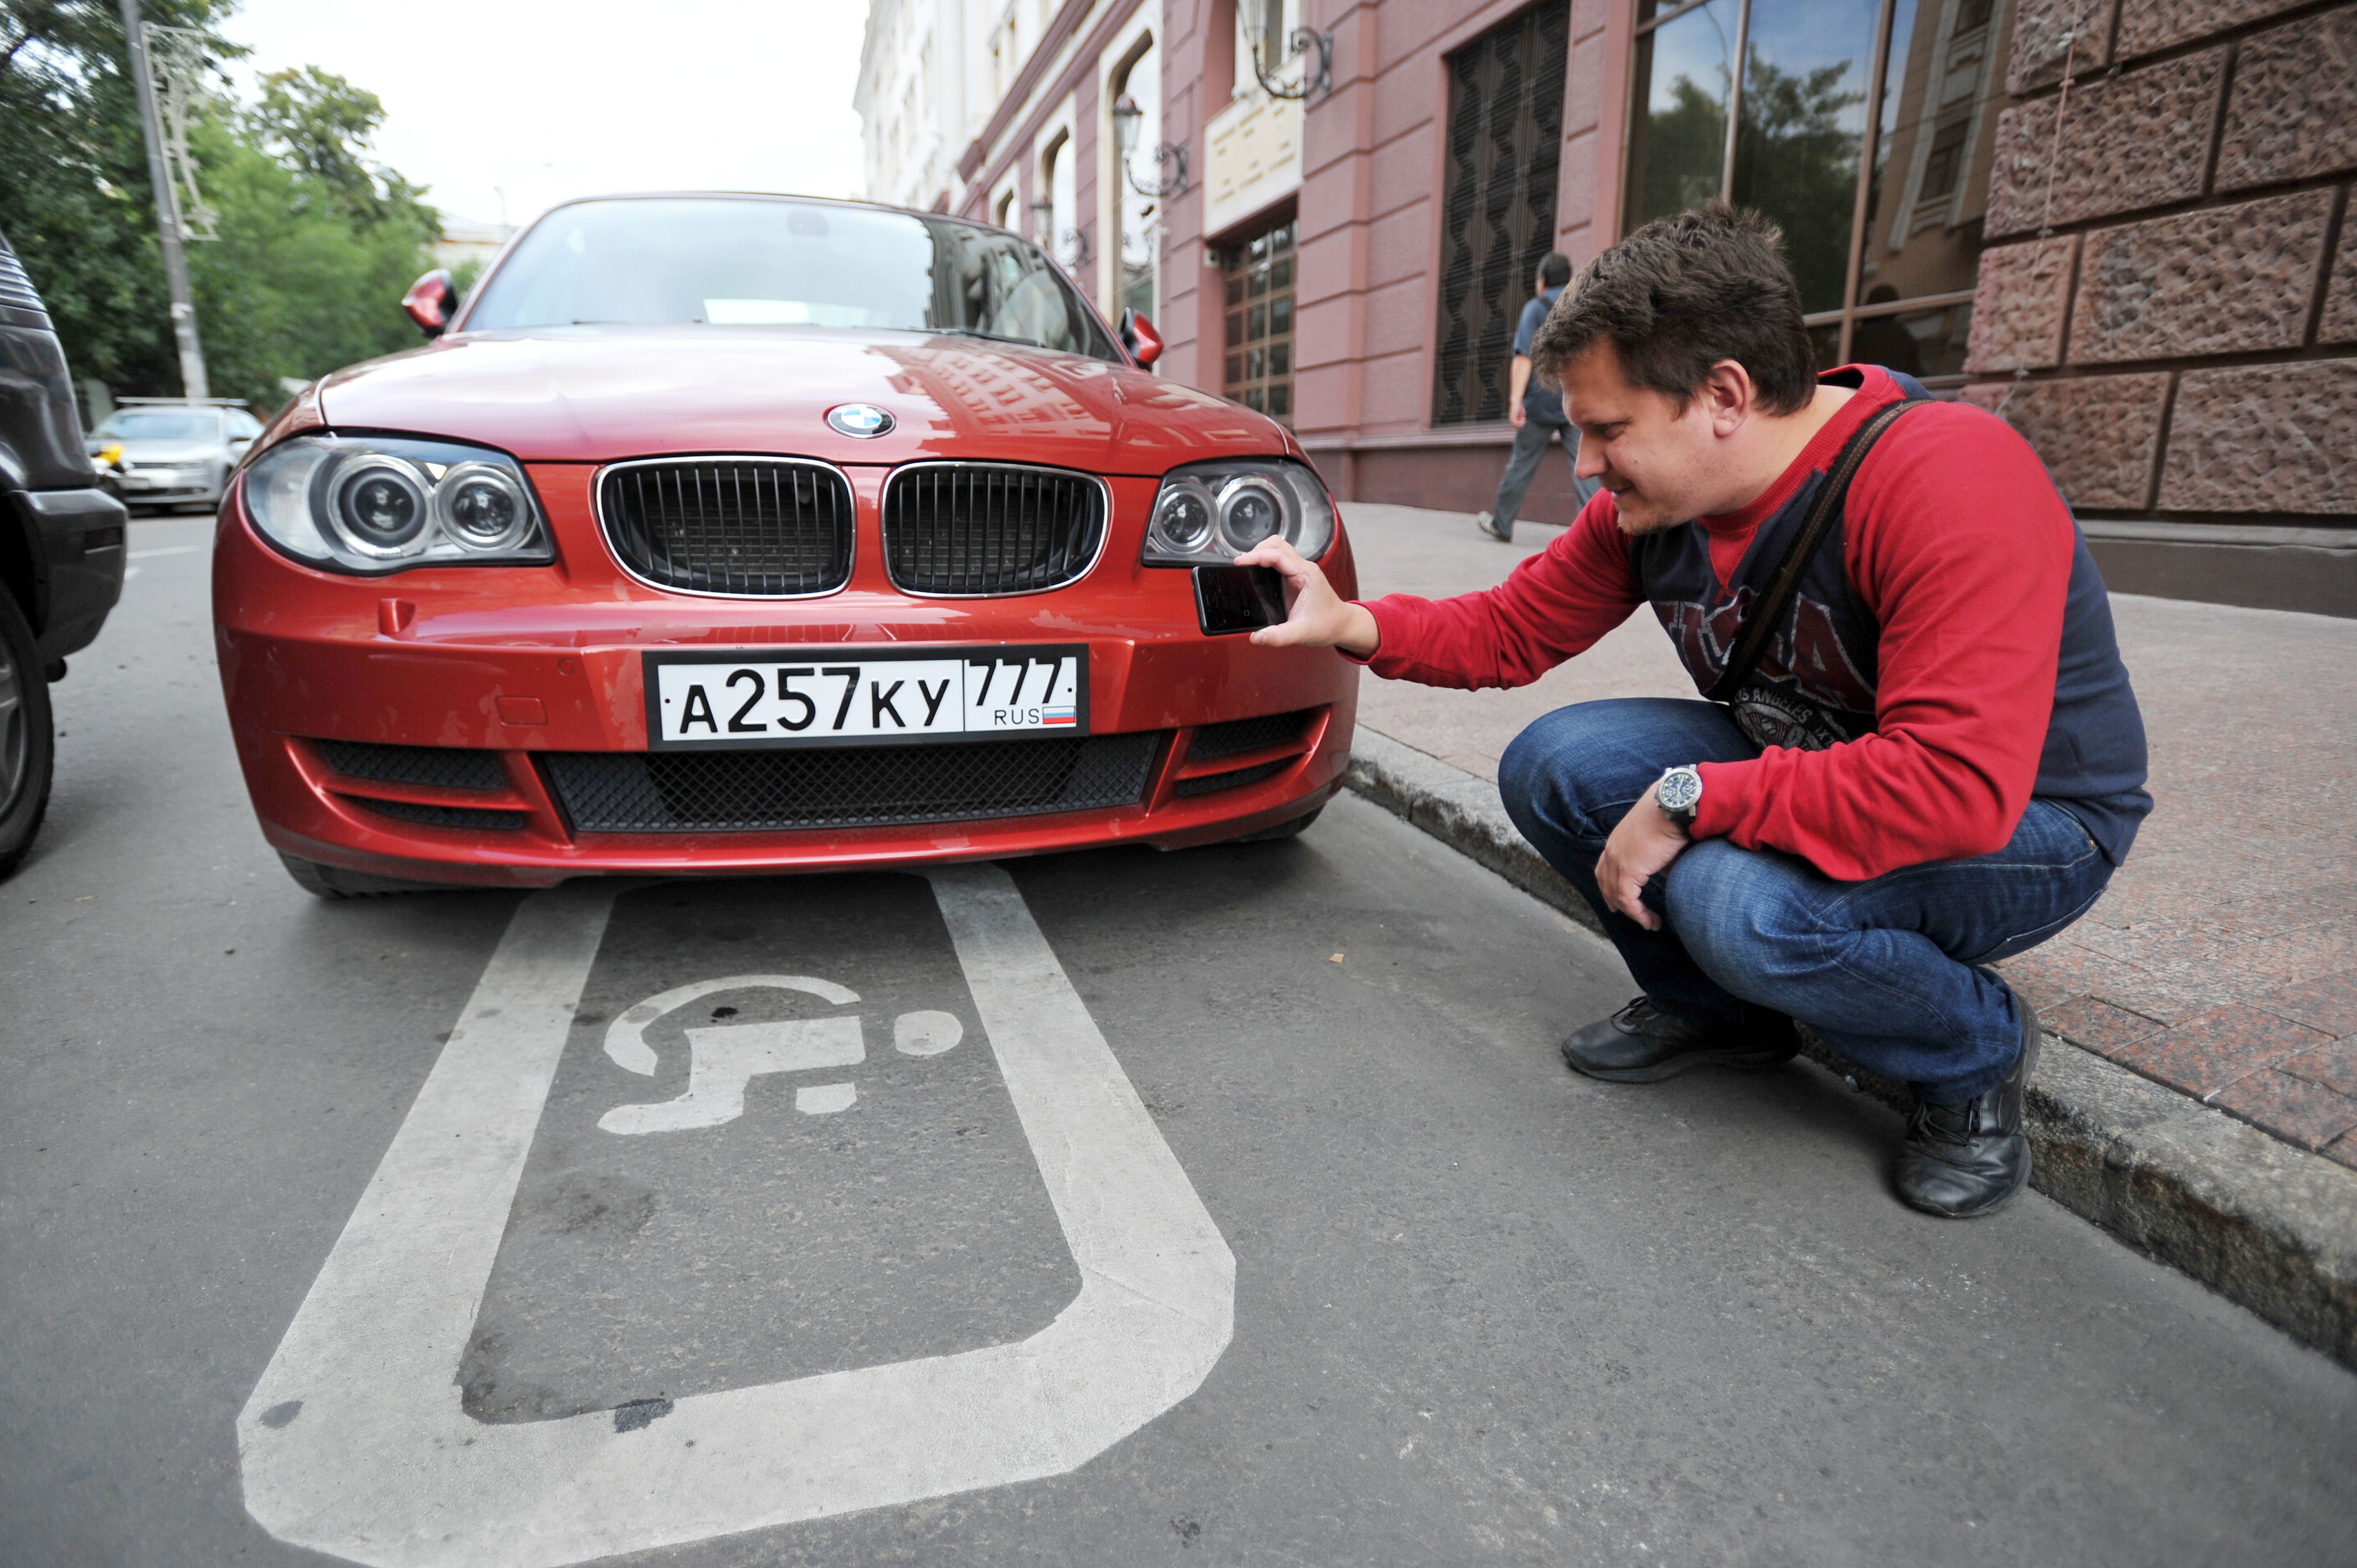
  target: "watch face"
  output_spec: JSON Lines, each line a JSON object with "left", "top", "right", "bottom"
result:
{"left": 1658, "top": 769, "right": 1702, "bottom": 814}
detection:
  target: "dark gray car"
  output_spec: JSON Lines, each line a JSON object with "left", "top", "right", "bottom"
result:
{"left": 0, "top": 229, "right": 130, "bottom": 875}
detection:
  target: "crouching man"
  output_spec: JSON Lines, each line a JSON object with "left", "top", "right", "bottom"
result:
{"left": 1242, "top": 204, "right": 2150, "bottom": 1218}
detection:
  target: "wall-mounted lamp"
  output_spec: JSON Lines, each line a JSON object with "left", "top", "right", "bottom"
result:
{"left": 1246, "top": 22, "right": 1335, "bottom": 100}
{"left": 1111, "top": 94, "right": 1188, "bottom": 198}
{"left": 1028, "top": 195, "right": 1055, "bottom": 246}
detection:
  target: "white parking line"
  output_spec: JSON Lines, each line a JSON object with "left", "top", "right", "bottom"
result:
{"left": 237, "top": 866, "right": 1235, "bottom": 1567}
{"left": 128, "top": 544, "right": 205, "bottom": 559}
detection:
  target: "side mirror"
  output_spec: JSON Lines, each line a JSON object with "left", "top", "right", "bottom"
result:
{"left": 1118, "top": 307, "right": 1164, "bottom": 368}
{"left": 402, "top": 269, "right": 456, "bottom": 337}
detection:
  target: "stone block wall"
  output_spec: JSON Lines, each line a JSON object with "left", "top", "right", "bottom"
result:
{"left": 1964, "top": 0, "right": 2357, "bottom": 617}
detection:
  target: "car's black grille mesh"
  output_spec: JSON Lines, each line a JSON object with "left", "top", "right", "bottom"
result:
{"left": 1174, "top": 760, "right": 1291, "bottom": 798}
{"left": 599, "top": 460, "right": 854, "bottom": 595}
{"left": 543, "top": 733, "right": 1164, "bottom": 833}
{"left": 883, "top": 465, "right": 1105, "bottom": 595}
{"left": 350, "top": 797, "right": 529, "bottom": 831}
{"left": 1187, "top": 708, "right": 1318, "bottom": 764}
{"left": 316, "top": 739, "right": 508, "bottom": 791}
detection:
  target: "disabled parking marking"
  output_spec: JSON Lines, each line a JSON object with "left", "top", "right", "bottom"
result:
{"left": 597, "top": 976, "right": 877, "bottom": 1132}
{"left": 236, "top": 865, "right": 1235, "bottom": 1568}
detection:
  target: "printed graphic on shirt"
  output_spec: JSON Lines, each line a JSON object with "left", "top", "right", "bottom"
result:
{"left": 1653, "top": 585, "right": 1877, "bottom": 753}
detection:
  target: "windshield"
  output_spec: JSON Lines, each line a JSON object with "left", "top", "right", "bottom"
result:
{"left": 98, "top": 412, "right": 220, "bottom": 441}
{"left": 464, "top": 198, "right": 1120, "bottom": 360}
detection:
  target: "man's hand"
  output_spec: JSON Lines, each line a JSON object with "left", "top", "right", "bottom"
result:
{"left": 1233, "top": 537, "right": 1381, "bottom": 656}
{"left": 1509, "top": 400, "right": 1527, "bottom": 429}
{"left": 1597, "top": 788, "right": 1690, "bottom": 932}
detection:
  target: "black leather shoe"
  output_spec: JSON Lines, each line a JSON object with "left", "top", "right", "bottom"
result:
{"left": 1560, "top": 996, "right": 1800, "bottom": 1082}
{"left": 1895, "top": 1000, "right": 2042, "bottom": 1219}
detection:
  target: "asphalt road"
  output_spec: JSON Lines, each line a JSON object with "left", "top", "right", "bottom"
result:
{"left": 5, "top": 514, "right": 2355, "bottom": 1567}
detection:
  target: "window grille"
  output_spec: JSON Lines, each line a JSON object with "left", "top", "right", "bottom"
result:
{"left": 1432, "top": 0, "right": 1571, "bottom": 427}
{"left": 1220, "top": 219, "right": 1296, "bottom": 424}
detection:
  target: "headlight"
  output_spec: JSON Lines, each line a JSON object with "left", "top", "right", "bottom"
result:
{"left": 1143, "top": 458, "right": 1335, "bottom": 565}
{"left": 241, "top": 435, "right": 554, "bottom": 574}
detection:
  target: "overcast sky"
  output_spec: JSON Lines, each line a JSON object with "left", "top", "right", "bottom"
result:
{"left": 219, "top": 0, "right": 872, "bottom": 233}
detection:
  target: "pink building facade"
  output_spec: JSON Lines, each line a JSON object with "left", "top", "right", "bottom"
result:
{"left": 944, "top": 0, "right": 2357, "bottom": 615}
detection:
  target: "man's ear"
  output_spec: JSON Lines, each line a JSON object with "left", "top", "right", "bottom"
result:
{"left": 1702, "top": 360, "right": 1755, "bottom": 436}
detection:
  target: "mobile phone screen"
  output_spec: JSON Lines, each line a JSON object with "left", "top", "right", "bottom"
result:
{"left": 1193, "top": 564, "right": 1289, "bottom": 636}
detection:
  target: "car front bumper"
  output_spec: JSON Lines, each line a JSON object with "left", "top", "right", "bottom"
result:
{"left": 213, "top": 464, "right": 1361, "bottom": 885}
{"left": 9, "top": 484, "right": 127, "bottom": 666}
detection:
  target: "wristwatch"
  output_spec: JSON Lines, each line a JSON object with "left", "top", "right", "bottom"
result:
{"left": 1654, "top": 766, "right": 1703, "bottom": 830}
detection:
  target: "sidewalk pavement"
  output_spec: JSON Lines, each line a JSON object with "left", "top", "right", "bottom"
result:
{"left": 1333, "top": 501, "right": 2357, "bottom": 1367}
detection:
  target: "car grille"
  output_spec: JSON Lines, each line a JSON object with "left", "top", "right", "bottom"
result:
{"left": 353, "top": 798, "right": 529, "bottom": 831}
{"left": 542, "top": 733, "right": 1165, "bottom": 833}
{"left": 598, "top": 459, "right": 855, "bottom": 596}
{"left": 1186, "top": 708, "right": 1318, "bottom": 764}
{"left": 1174, "top": 760, "right": 1291, "bottom": 798}
{"left": 882, "top": 463, "right": 1105, "bottom": 595}
{"left": 315, "top": 739, "right": 508, "bottom": 792}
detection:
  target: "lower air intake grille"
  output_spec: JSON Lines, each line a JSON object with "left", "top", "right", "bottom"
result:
{"left": 882, "top": 463, "right": 1106, "bottom": 595}
{"left": 598, "top": 459, "right": 855, "bottom": 595}
{"left": 316, "top": 739, "right": 508, "bottom": 792}
{"left": 351, "top": 797, "right": 529, "bottom": 831}
{"left": 1187, "top": 708, "right": 1318, "bottom": 764}
{"left": 1174, "top": 760, "right": 1290, "bottom": 798}
{"left": 543, "top": 733, "right": 1164, "bottom": 833}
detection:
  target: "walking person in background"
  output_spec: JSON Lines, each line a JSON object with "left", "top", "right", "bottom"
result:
{"left": 1475, "top": 251, "right": 1599, "bottom": 544}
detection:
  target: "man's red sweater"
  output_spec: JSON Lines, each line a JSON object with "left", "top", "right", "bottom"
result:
{"left": 1354, "top": 368, "right": 2079, "bottom": 882}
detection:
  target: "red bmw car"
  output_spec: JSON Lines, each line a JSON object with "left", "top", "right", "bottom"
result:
{"left": 213, "top": 193, "right": 1357, "bottom": 894}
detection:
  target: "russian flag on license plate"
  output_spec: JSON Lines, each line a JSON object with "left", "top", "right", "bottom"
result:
{"left": 1040, "top": 706, "right": 1077, "bottom": 727}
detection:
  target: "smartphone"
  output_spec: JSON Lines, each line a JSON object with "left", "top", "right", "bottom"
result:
{"left": 1193, "top": 564, "right": 1289, "bottom": 636}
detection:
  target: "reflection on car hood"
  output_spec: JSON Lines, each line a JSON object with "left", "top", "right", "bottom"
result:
{"left": 311, "top": 325, "right": 1292, "bottom": 473}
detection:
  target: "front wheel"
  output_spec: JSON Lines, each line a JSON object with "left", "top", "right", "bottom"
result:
{"left": 0, "top": 586, "right": 55, "bottom": 880}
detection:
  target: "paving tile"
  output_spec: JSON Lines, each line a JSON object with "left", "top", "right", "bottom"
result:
{"left": 2211, "top": 1071, "right": 2357, "bottom": 1152}
{"left": 2259, "top": 969, "right": 2357, "bottom": 1040}
{"left": 2111, "top": 1007, "right": 2335, "bottom": 1097}
{"left": 2275, "top": 1037, "right": 2357, "bottom": 1099}
{"left": 2046, "top": 994, "right": 2169, "bottom": 1054}
{"left": 2324, "top": 1132, "right": 2357, "bottom": 1173}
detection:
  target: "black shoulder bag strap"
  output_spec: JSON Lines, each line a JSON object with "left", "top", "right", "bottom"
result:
{"left": 1702, "top": 397, "right": 1927, "bottom": 706}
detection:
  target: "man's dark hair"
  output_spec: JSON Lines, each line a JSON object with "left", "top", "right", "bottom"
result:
{"left": 1536, "top": 251, "right": 1572, "bottom": 290}
{"left": 1529, "top": 203, "right": 1815, "bottom": 416}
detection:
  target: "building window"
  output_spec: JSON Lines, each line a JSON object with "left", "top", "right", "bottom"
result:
{"left": 1221, "top": 219, "right": 1296, "bottom": 424}
{"left": 1623, "top": 0, "right": 2018, "bottom": 382}
{"left": 1432, "top": 0, "right": 1572, "bottom": 426}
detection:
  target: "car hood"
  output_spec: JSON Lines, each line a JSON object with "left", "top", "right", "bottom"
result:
{"left": 310, "top": 325, "right": 1293, "bottom": 474}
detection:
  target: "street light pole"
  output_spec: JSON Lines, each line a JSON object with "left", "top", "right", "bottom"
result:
{"left": 117, "top": 0, "right": 209, "bottom": 400}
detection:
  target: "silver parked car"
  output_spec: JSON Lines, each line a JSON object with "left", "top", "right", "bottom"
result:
{"left": 87, "top": 400, "right": 263, "bottom": 511}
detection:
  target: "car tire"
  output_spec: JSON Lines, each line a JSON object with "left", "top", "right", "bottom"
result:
{"left": 1229, "top": 804, "right": 1322, "bottom": 843}
{"left": 0, "top": 586, "right": 55, "bottom": 881}
{"left": 277, "top": 850, "right": 452, "bottom": 899}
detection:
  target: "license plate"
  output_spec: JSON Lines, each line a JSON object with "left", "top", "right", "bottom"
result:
{"left": 645, "top": 645, "right": 1088, "bottom": 750}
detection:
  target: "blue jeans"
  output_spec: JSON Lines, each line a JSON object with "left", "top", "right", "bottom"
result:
{"left": 1499, "top": 699, "right": 2114, "bottom": 1105}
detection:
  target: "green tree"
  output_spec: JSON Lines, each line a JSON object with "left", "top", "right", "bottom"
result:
{"left": 0, "top": 0, "right": 241, "bottom": 397}
{"left": 247, "top": 64, "right": 434, "bottom": 233}
{"left": 0, "top": 5, "right": 441, "bottom": 410}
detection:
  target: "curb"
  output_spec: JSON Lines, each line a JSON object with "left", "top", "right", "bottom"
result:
{"left": 1344, "top": 729, "right": 2357, "bottom": 1370}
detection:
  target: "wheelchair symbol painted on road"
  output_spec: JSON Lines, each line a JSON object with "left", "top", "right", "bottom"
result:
{"left": 235, "top": 865, "right": 1234, "bottom": 1568}
{"left": 593, "top": 974, "right": 966, "bottom": 1131}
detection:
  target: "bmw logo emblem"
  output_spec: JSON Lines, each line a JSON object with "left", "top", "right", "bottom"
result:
{"left": 826, "top": 403, "right": 894, "bottom": 439}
